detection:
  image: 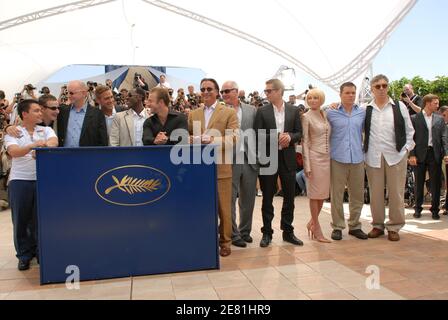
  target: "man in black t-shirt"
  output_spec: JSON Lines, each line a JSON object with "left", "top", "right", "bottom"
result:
{"left": 402, "top": 83, "right": 423, "bottom": 115}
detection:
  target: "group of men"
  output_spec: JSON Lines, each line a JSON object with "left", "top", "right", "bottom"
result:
{"left": 4, "top": 74, "right": 448, "bottom": 271}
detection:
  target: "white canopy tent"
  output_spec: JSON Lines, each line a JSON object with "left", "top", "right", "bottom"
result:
{"left": 0, "top": 0, "right": 417, "bottom": 98}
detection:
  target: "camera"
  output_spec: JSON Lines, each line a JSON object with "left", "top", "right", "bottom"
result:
{"left": 87, "top": 81, "right": 97, "bottom": 91}
{"left": 25, "top": 84, "right": 35, "bottom": 91}
{"left": 401, "top": 92, "right": 408, "bottom": 99}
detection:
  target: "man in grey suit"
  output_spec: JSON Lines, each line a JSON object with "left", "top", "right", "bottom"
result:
{"left": 221, "top": 81, "right": 258, "bottom": 247}
{"left": 409, "top": 94, "right": 448, "bottom": 220}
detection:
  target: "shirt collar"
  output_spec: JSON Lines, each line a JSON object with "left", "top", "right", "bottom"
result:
{"left": 273, "top": 101, "right": 285, "bottom": 112}
{"left": 205, "top": 101, "right": 218, "bottom": 111}
{"left": 131, "top": 108, "right": 146, "bottom": 118}
{"left": 423, "top": 109, "right": 433, "bottom": 118}
{"left": 71, "top": 102, "right": 88, "bottom": 112}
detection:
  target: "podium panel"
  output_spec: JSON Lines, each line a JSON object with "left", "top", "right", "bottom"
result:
{"left": 36, "top": 146, "right": 219, "bottom": 284}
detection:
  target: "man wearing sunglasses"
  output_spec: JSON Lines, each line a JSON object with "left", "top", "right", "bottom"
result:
{"left": 38, "top": 94, "right": 60, "bottom": 129}
{"left": 57, "top": 80, "right": 108, "bottom": 147}
{"left": 254, "top": 79, "right": 303, "bottom": 248}
{"left": 5, "top": 94, "right": 60, "bottom": 136}
{"left": 364, "top": 74, "right": 415, "bottom": 242}
{"left": 188, "top": 78, "right": 239, "bottom": 257}
{"left": 221, "top": 81, "right": 258, "bottom": 248}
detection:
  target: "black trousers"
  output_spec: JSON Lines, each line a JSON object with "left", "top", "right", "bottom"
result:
{"left": 446, "top": 164, "right": 448, "bottom": 211}
{"left": 259, "top": 156, "right": 296, "bottom": 236}
{"left": 414, "top": 147, "right": 442, "bottom": 214}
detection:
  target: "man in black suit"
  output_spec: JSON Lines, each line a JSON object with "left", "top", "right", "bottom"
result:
{"left": 142, "top": 87, "right": 188, "bottom": 145}
{"left": 58, "top": 80, "right": 108, "bottom": 147}
{"left": 254, "top": 79, "right": 303, "bottom": 247}
{"left": 409, "top": 94, "right": 448, "bottom": 220}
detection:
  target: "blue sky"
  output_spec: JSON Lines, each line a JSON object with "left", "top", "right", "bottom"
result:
{"left": 373, "top": 0, "right": 448, "bottom": 81}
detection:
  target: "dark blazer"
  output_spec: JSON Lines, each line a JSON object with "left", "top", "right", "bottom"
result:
{"left": 254, "top": 102, "right": 302, "bottom": 172}
{"left": 57, "top": 104, "right": 108, "bottom": 147}
{"left": 410, "top": 111, "right": 448, "bottom": 164}
{"left": 142, "top": 111, "right": 188, "bottom": 145}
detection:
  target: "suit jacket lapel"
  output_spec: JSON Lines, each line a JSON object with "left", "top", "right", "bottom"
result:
{"left": 284, "top": 104, "right": 292, "bottom": 132}
{"left": 266, "top": 104, "right": 277, "bottom": 130}
{"left": 125, "top": 110, "right": 135, "bottom": 146}
{"left": 80, "top": 105, "right": 93, "bottom": 140}
{"left": 207, "top": 103, "right": 222, "bottom": 129}
{"left": 241, "top": 105, "right": 248, "bottom": 130}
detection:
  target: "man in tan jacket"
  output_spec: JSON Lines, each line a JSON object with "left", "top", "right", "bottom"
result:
{"left": 109, "top": 88, "right": 150, "bottom": 146}
{"left": 188, "top": 78, "right": 239, "bottom": 257}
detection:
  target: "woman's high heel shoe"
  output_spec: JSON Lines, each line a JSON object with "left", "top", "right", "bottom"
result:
{"left": 312, "top": 225, "right": 331, "bottom": 243}
{"left": 306, "top": 221, "right": 315, "bottom": 240}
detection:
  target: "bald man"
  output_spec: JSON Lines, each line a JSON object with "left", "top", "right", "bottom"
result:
{"left": 57, "top": 80, "right": 108, "bottom": 147}
{"left": 402, "top": 84, "right": 423, "bottom": 115}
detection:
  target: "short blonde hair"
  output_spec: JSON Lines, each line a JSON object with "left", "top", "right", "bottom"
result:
{"left": 306, "top": 88, "right": 325, "bottom": 107}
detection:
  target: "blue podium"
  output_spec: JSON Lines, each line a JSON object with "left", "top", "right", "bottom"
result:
{"left": 36, "top": 146, "right": 219, "bottom": 284}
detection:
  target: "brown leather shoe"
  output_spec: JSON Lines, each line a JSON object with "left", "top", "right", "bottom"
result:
{"left": 220, "top": 247, "right": 231, "bottom": 257}
{"left": 388, "top": 231, "right": 400, "bottom": 242}
{"left": 368, "top": 228, "right": 385, "bottom": 238}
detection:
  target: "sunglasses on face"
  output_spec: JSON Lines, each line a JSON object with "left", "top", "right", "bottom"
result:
{"left": 264, "top": 89, "right": 278, "bottom": 95}
{"left": 374, "top": 84, "right": 388, "bottom": 90}
{"left": 220, "top": 88, "right": 237, "bottom": 95}
{"left": 200, "top": 87, "right": 214, "bottom": 93}
{"left": 68, "top": 90, "right": 85, "bottom": 95}
{"left": 44, "top": 106, "right": 60, "bottom": 111}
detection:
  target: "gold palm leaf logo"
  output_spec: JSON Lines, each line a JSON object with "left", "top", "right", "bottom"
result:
{"left": 105, "top": 175, "right": 161, "bottom": 195}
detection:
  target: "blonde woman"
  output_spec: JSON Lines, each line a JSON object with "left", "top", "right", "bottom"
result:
{"left": 302, "top": 88, "right": 331, "bottom": 243}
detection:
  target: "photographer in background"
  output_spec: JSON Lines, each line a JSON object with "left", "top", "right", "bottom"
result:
{"left": 58, "top": 85, "right": 69, "bottom": 105}
{"left": 186, "top": 85, "right": 199, "bottom": 109}
{"left": 5, "top": 92, "right": 25, "bottom": 125}
{"left": 401, "top": 83, "right": 423, "bottom": 115}
{"left": 238, "top": 90, "right": 249, "bottom": 104}
{"left": 86, "top": 81, "right": 98, "bottom": 106}
{"left": 173, "top": 88, "right": 188, "bottom": 112}
{"left": 0, "top": 91, "right": 9, "bottom": 130}
{"left": 21, "top": 84, "right": 37, "bottom": 100}
{"left": 156, "top": 74, "right": 171, "bottom": 89}
{"left": 39, "top": 86, "right": 50, "bottom": 96}
{"left": 133, "top": 73, "right": 149, "bottom": 91}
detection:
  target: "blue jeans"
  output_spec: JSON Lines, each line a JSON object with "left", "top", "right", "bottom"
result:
{"left": 8, "top": 180, "right": 38, "bottom": 262}
{"left": 296, "top": 170, "right": 306, "bottom": 193}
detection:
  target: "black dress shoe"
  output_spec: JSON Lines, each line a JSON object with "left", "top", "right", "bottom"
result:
{"left": 232, "top": 238, "right": 247, "bottom": 248}
{"left": 413, "top": 212, "right": 422, "bottom": 219}
{"left": 348, "top": 229, "right": 368, "bottom": 240}
{"left": 260, "top": 234, "right": 272, "bottom": 248}
{"left": 241, "top": 235, "right": 253, "bottom": 243}
{"left": 18, "top": 260, "right": 30, "bottom": 271}
{"left": 331, "top": 230, "right": 342, "bottom": 241}
{"left": 432, "top": 213, "right": 441, "bottom": 220}
{"left": 282, "top": 233, "right": 303, "bottom": 246}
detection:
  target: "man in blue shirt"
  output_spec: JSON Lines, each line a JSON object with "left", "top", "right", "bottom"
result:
{"left": 57, "top": 80, "right": 108, "bottom": 147}
{"left": 326, "top": 82, "right": 368, "bottom": 241}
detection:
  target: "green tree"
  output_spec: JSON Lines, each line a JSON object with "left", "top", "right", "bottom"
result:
{"left": 389, "top": 76, "right": 448, "bottom": 107}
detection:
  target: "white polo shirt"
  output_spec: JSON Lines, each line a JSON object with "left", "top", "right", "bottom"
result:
{"left": 4, "top": 125, "right": 57, "bottom": 181}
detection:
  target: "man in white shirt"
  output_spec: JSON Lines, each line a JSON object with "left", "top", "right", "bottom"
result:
{"left": 364, "top": 74, "right": 415, "bottom": 242}
{"left": 109, "top": 88, "right": 150, "bottom": 146}
{"left": 4, "top": 99, "right": 58, "bottom": 270}
{"left": 95, "top": 85, "right": 124, "bottom": 137}
{"left": 156, "top": 74, "right": 171, "bottom": 89}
